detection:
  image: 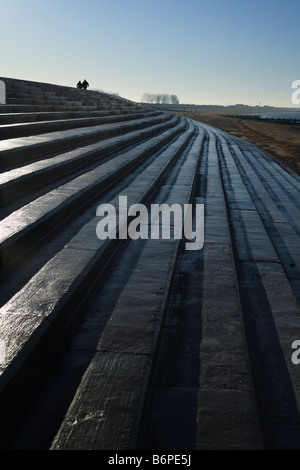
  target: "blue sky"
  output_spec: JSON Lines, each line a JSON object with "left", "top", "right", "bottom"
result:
{"left": 1, "top": 0, "right": 299, "bottom": 106}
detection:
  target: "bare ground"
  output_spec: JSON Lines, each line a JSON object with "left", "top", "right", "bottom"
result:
{"left": 177, "top": 111, "right": 300, "bottom": 176}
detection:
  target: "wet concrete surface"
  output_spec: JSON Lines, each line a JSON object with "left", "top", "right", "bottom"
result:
{"left": 0, "top": 79, "right": 300, "bottom": 450}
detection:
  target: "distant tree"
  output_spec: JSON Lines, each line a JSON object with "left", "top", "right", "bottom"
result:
{"left": 141, "top": 93, "right": 179, "bottom": 105}
{"left": 161, "top": 94, "right": 170, "bottom": 104}
{"left": 170, "top": 94, "right": 179, "bottom": 105}
{"left": 142, "top": 92, "right": 150, "bottom": 103}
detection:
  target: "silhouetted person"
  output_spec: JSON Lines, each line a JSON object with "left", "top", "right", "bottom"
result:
{"left": 77, "top": 80, "right": 83, "bottom": 89}
{"left": 82, "top": 79, "right": 89, "bottom": 90}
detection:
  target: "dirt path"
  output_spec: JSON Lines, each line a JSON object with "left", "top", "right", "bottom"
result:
{"left": 178, "top": 112, "right": 300, "bottom": 176}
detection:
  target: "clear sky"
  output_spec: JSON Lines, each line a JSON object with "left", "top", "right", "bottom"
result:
{"left": 1, "top": 0, "right": 299, "bottom": 107}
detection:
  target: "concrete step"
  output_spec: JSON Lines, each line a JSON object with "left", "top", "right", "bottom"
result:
{"left": 0, "top": 121, "right": 196, "bottom": 447}
{"left": 0, "top": 110, "right": 161, "bottom": 140}
{"left": 0, "top": 116, "right": 180, "bottom": 205}
{"left": 0, "top": 118, "right": 188, "bottom": 271}
{"left": 0, "top": 113, "right": 172, "bottom": 169}
{"left": 218, "top": 132, "right": 300, "bottom": 302}
{"left": 210, "top": 127, "right": 300, "bottom": 449}
{"left": 6, "top": 97, "right": 96, "bottom": 106}
{"left": 0, "top": 78, "right": 299, "bottom": 450}
{"left": 1, "top": 77, "right": 135, "bottom": 110}
{"left": 138, "top": 127, "right": 263, "bottom": 450}
{"left": 50, "top": 125, "right": 202, "bottom": 450}
{"left": 0, "top": 108, "right": 148, "bottom": 125}
{"left": 6, "top": 92, "right": 124, "bottom": 106}
{"left": 0, "top": 104, "right": 131, "bottom": 113}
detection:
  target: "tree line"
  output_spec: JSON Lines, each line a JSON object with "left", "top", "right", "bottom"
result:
{"left": 141, "top": 92, "right": 179, "bottom": 105}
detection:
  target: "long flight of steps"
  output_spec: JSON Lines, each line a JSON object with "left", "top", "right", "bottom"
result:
{"left": 0, "top": 77, "right": 300, "bottom": 450}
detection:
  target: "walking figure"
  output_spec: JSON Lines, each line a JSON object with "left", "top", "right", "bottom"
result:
{"left": 82, "top": 79, "right": 89, "bottom": 90}
{"left": 77, "top": 80, "right": 83, "bottom": 89}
